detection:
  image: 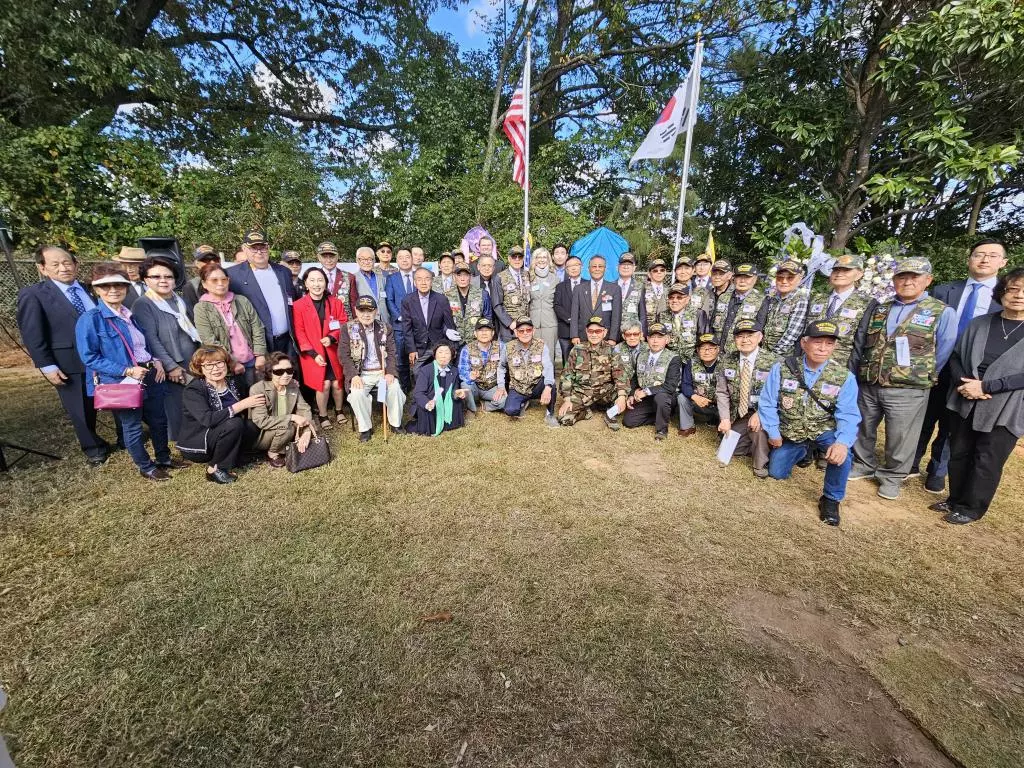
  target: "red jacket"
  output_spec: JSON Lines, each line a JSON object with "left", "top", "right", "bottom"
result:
{"left": 292, "top": 294, "right": 348, "bottom": 390}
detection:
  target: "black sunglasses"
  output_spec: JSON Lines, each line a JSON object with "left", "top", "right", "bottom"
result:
{"left": 272, "top": 367, "right": 294, "bottom": 375}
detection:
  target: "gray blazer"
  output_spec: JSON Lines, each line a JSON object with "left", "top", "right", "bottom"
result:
{"left": 353, "top": 268, "right": 390, "bottom": 326}
{"left": 132, "top": 295, "right": 200, "bottom": 372}
{"left": 946, "top": 314, "right": 1024, "bottom": 437}
{"left": 529, "top": 271, "right": 559, "bottom": 329}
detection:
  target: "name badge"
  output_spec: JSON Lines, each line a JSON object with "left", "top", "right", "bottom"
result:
{"left": 895, "top": 336, "right": 911, "bottom": 366}
{"left": 724, "top": 368, "right": 736, "bottom": 379}
{"left": 287, "top": 298, "right": 293, "bottom": 306}
{"left": 328, "top": 319, "right": 341, "bottom": 330}
{"left": 531, "top": 284, "right": 541, "bottom": 292}
{"left": 602, "top": 301, "right": 612, "bottom": 311}
{"left": 755, "top": 370, "right": 768, "bottom": 382}
{"left": 911, "top": 313, "right": 936, "bottom": 326}
{"left": 781, "top": 305, "right": 791, "bottom": 314}
{"left": 821, "top": 383, "right": 840, "bottom": 397}
{"left": 840, "top": 307, "right": 858, "bottom": 319}
{"left": 811, "top": 303, "right": 824, "bottom": 314}
{"left": 683, "top": 320, "right": 695, "bottom": 328}
{"left": 531, "top": 354, "right": 543, "bottom": 363}
{"left": 782, "top": 378, "right": 799, "bottom": 391}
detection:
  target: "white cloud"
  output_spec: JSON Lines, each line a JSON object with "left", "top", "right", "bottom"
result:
{"left": 466, "top": 0, "right": 501, "bottom": 37}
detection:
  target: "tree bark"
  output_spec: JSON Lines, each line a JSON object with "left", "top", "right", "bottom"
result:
{"left": 967, "top": 184, "right": 987, "bottom": 235}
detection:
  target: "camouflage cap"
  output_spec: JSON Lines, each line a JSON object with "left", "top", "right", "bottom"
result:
{"left": 355, "top": 295, "right": 378, "bottom": 310}
{"left": 377, "top": 240, "right": 392, "bottom": 250}
{"left": 194, "top": 244, "right": 216, "bottom": 258}
{"left": 832, "top": 253, "right": 864, "bottom": 270}
{"left": 675, "top": 256, "right": 695, "bottom": 266}
{"left": 734, "top": 263, "right": 759, "bottom": 277}
{"left": 515, "top": 315, "right": 534, "bottom": 327}
{"left": 241, "top": 229, "right": 267, "bottom": 245}
{"left": 695, "top": 252, "right": 714, "bottom": 263}
{"left": 508, "top": 246, "right": 525, "bottom": 257}
{"left": 711, "top": 259, "right": 733, "bottom": 273}
{"left": 775, "top": 259, "right": 804, "bottom": 275}
{"left": 803, "top": 319, "right": 840, "bottom": 339}
{"left": 648, "top": 258, "right": 668, "bottom": 270}
{"left": 697, "top": 333, "right": 719, "bottom": 347}
{"left": 619, "top": 252, "right": 636, "bottom": 265}
{"left": 667, "top": 282, "right": 691, "bottom": 296}
{"left": 438, "top": 252, "right": 455, "bottom": 263}
{"left": 316, "top": 241, "right": 338, "bottom": 256}
{"left": 586, "top": 315, "right": 606, "bottom": 329}
{"left": 475, "top": 317, "right": 494, "bottom": 330}
{"left": 454, "top": 263, "right": 471, "bottom": 274}
{"left": 733, "top": 319, "right": 762, "bottom": 336}
{"left": 282, "top": 250, "right": 303, "bottom": 263}
{"left": 647, "top": 322, "right": 669, "bottom": 336}
{"left": 895, "top": 257, "right": 932, "bottom": 275}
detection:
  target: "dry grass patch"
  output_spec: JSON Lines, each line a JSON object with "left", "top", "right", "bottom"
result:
{"left": 1, "top": 366, "right": 1023, "bottom": 767}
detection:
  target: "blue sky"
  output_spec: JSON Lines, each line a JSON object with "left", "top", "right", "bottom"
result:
{"left": 428, "top": 0, "right": 497, "bottom": 52}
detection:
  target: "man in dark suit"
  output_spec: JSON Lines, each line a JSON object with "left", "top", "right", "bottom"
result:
{"left": 569, "top": 255, "right": 622, "bottom": 344}
{"left": 16, "top": 245, "right": 110, "bottom": 465}
{"left": 914, "top": 238, "right": 1008, "bottom": 492}
{"left": 227, "top": 229, "right": 296, "bottom": 355}
{"left": 386, "top": 246, "right": 418, "bottom": 392}
{"left": 400, "top": 267, "right": 457, "bottom": 373}
{"left": 554, "top": 254, "right": 584, "bottom": 363}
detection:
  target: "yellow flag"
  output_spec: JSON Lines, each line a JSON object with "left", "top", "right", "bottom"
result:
{"left": 706, "top": 227, "right": 716, "bottom": 263}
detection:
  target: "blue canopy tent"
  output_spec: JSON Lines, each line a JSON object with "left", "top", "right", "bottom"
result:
{"left": 569, "top": 226, "right": 629, "bottom": 282}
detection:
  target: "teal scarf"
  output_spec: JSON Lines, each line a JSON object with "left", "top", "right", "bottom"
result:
{"left": 432, "top": 362, "right": 454, "bottom": 436}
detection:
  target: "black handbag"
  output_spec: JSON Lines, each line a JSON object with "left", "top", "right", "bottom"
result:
{"left": 285, "top": 424, "right": 332, "bottom": 473}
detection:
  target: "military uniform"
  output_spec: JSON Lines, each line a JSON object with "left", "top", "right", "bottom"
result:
{"left": 679, "top": 336, "right": 721, "bottom": 431}
{"left": 622, "top": 331, "right": 683, "bottom": 436}
{"left": 432, "top": 273, "right": 456, "bottom": 295}
{"left": 712, "top": 286, "right": 767, "bottom": 353}
{"left": 716, "top": 326, "right": 776, "bottom": 474}
{"left": 805, "top": 288, "right": 875, "bottom": 371}
{"left": 662, "top": 304, "right": 707, "bottom": 361}
{"left": 612, "top": 340, "right": 642, "bottom": 382}
{"left": 559, "top": 338, "right": 630, "bottom": 426}
{"left": 618, "top": 275, "right": 646, "bottom": 330}
{"left": 494, "top": 268, "right": 532, "bottom": 341}
{"left": 642, "top": 280, "right": 670, "bottom": 332}
{"left": 457, "top": 326, "right": 507, "bottom": 412}
{"left": 498, "top": 317, "right": 557, "bottom": 421}
{"left": 445, "top": 285, "right": 486, "bottom": 345}
{"left": 761, "top": 286, "right": 810, "bottom": 356}
{"left": 851, "top": 257, "right": 957, "bottom": 499}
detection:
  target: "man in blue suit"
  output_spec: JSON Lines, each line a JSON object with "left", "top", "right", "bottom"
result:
{"left": 16, "top": 246, "right": 110, "bottom": 465}
{"left": 227, "top": 229, "right": 296, "bottom": 355}
{"left": 400, "top": 268, "right": 457, "bottom": 373}
{"left": 913, "top": 239, "right": 1007, "bottom": 492}
{"left": 386, "top": 246, "right": 418, "bottom": 392}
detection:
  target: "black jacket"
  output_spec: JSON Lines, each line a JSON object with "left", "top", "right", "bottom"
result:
{"left": 16, "top": 280, "right": 88, "bottom": 374}
{"left": 400, "top": 290, "right": 457, "bottom": 354}
{"left": 177, "top": 379, "right": 238, "bottom": 454}
{"left": 554, "top": 277, "right": 579, "bottom": 339}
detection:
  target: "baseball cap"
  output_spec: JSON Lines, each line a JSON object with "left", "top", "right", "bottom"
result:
{"left": 515, "top": 315, "right": 534, "bottom": 328}
{"left": 711, "top": 259, "right": 733, "bottom": 273}
{"left": 734, "top": 263, "right": 759, "bottom": 276}
{"left": 676, "top": 256, "right": 695, "bottom": 266}
{"left": 695, "top": 253, "right": 714, "bottom": 263}
{"left": 620, "top": 253, "right": 636, "bottom": 265}
{"left": 895, "top": 257, "right": 932, "bottom": 275}
{"left": 733, "top": 319, "right": 762, "bottom": 335}
{"left": 697, "top": 333, "right": 719, "bottom": 347}
{"left": 454, "top": 264, "right": 471, "bottom": 275}
{"left": 832, "top": 253, "right": 864, "bottom": 270}
{"left": 804, "top": 319, "right": 840, "bottom": 339}
{"left": 647, "top": 322, "right": 669, "bottom": 336}
{"left": 775, "top": 259, "right": 804, "bottom": 275}
{"left": 668, "top": 282, "right": 690, "bottom": 296}
{"left": 586, "top": 315, "right": 606, "bottom": 329}
{"left": 649, "top": 258, "right": 668, "bottom": 270}
{"left": 316, "top": 241, "right": 338, "bottom": 256}
{"left": 475, "top": 317, "right": 494, "bottom": 330}
{"left": 282, "top": 251, "right": 302, "bottom": 264}
{"left": 242, "top": 229, "right": 267, "bottom": 246}
{"left": 355, "top": 296, "right": 378, "bottom": 310}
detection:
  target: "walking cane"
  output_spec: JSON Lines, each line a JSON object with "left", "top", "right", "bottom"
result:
{"left": 380, "top": 341, "right": 389, "bottom": 443}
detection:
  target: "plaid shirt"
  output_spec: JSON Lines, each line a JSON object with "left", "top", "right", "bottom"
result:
{"left": 764, "top": 287, "right": 810, "bottom": 356}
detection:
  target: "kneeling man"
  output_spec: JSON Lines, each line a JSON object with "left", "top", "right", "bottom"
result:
{"left": 758, "top": 320, "right": 862, "bottom": 526}
{"left": 623, "top": 322, "right": 682, "bottom": 440}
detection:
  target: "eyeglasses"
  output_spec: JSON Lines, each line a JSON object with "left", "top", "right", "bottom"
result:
{"left": 651, "top": 267, "right": 667, "bottom": 272}
{"left": 272, "top": 368, "right": 294, "bottom": 376}
{"left": 205, "top": 277, "right": 230, "bottom": 284}
{"left": 623, "top": 331, "right": 642, "bottom": 338}
{"left": 201, "top": 361, "right": 227, "bottom": 369}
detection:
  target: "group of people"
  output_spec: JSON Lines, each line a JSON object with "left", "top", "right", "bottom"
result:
{"left": 15, "top": 232, "right": 1023, "bottom": 527}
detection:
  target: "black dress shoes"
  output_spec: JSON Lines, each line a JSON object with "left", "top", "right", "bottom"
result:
{"left": 359, "top": 429, "right": 373, "bottom": 443}
{"left": 87, "top": 455, "right": 108, "bottom": 467}
{"left": 158, "top": 458, "right": 191, "bottom": 470}
{"left": 797, "top": 454, "right": 814, "bottom": 468}
{"left": 140, "top": 467, "right": 171, "bottom": 482}
{"left": 817, "top": 495, "right": 840, "bottom": 526}
{"left": 392, "top": 425, "right": 407, "bottom": 435}
{"left": 943, "top": 511, "right": 975, "bottom": 525}
{"left": 206, "top": 468, "right": 236, "bottom": 484}
{"left": 928, "top": 500, "right": 950, "bottom": 513}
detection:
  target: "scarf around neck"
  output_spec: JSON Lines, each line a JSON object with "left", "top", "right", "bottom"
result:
{"left": 146, "top": 288, "right": 201, "bottom": 342}
{"left": 432, "top": 362, "right": 454, "bottom": 436}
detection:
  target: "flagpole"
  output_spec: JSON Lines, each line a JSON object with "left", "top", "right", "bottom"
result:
{"left": 672, "top": 34, "right": 703, "bottom": 272}
{"left": 522, "top": 32, "right": 531, "bottom": 252}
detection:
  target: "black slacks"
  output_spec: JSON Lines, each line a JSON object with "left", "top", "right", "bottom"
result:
{"left": 623, "top": 391, "right": 673, "bottom": 433}
{"left": 946, "top": 408, "right": 1019, "bottom": 520}
{"left": 56, "top": 372, "right": 109, "bottom": 459}
{"left": 196, "top": 418, "right": 261, "bottom": 471}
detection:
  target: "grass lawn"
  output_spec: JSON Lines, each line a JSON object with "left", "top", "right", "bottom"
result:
{"left": 1, "top": 365, "right": 1023, "bottom": 767}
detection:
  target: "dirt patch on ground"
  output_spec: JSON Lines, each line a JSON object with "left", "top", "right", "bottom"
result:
{"left": 584, "top": 451, "right": 668, "bottom": 483}
{"left": 729, "top": 589, "right": 956, "bottom": 768}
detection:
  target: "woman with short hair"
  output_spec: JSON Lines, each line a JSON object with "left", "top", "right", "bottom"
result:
{"left": 411, "top": 341, "right": 467, "bottom": 435}
{"left": 528, "top": 247, "right": 559, "bottom": 369}
{"left": 248, "top": 352, "right": 315, "bottom": 467}
{"left": 177, "top": 345, "right": 268, "bottom": 483}
{"left": 938, "top": 266, "right": 1024, "bottom": 524}
{"left": 132, "top": 254, "right": 201, "bottom": 441}
{"left": 75, "top": 262, "right": 178, "bottom": 481}
{"left": 192, "top": 262, "right": 266, "bottom": 392}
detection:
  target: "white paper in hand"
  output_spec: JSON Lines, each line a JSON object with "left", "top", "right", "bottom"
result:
{"left": 377, "top": 377, "right": 387, "bottom": 403}
{"left": 606, "top": 404, "right": 620, "bottom": 418}
{"left": 716, "top": 430, "right": 741, "bottom": 465}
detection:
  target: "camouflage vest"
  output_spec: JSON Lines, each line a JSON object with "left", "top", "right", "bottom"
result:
{"left": 560, "top": 342, "right": 626, "bottom": 401}
{"left": 689, "top": 358, "right": 718, "bottom": 398}
{"left": 715, "top": 288, "right": 765, "bottom": 352}
{"left": 446, "top": 286, "right": 485, "bottom": 343}
{"left": 721, "top": 349, "right": 777, "bottom": 419}
{"left": 464, "top": 339, "right": 501, "bottom": 390}
{"left": 635, "top": 343, "right": 679, "bottom": 390}
{"left": 432, "top": 273, "right": 455, "bottom": 295}
{"left": 612, "top": 341, "right": 642, "bottom": 382}
{"left": 689, "top": 285, "right": 714, "bottom": 314}
{"left": 762, "top": 287, "right": 809, "bottom": 352}
{"left": 643, "top": 281, "right": 669, "bottom": 324}
{"left": 507, "top": 337, "right": 546, "bottom": 395}
{"left": 499, "top": 270, "right": 531, "bottom": 316}
{"left": 777, "top": 356, "right": 850, "bottom": 442}
{"left": 859, "top": 296, "right": 944, "bottom": 388}
{"left": 805, "top": 289, "right": 873, "bottom": 369}
{"left": 345, "top": 320, "right": 388, "bottom": 369}
{"left": 664, "top": 306, "right": 702, "bottom": 360}
{"left": 621, "top": 276, "right": 646, "bottom": 323}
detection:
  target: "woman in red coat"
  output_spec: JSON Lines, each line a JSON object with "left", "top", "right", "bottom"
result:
{"left": 293, "top": 267, "right": 348, "bottom": 428}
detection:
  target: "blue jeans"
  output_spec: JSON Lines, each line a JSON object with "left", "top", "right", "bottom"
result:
{"left": 504, "top": 380, "right": 555, "bottom": 416}
{"left": 769, "top": 429, "right": 852, "bottom": 502}
{"left": 120, "top": 373, "right": 170, "bottom": 472}
{"left": 465, "top": 382, "right": 506, "bottom": 412}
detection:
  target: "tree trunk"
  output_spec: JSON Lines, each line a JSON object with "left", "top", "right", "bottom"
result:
{"left": 967, "top": 184, "right": 987, "bottom": 235}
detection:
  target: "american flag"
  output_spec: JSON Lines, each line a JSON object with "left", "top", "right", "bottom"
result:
{"left": 503, "top": 70, "right": 528, "bottom": 188}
